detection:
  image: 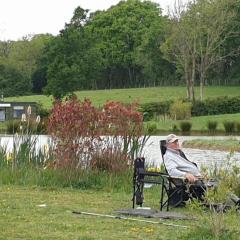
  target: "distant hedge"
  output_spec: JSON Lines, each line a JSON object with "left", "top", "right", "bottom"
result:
{"left": 140, "top": 100, "right": 173, "bottom": 121}
{"left": 140, "top": 96, "right": 240, "bottom": 120}
{"left": 191, "top": 96, "right": 240, "bottom": 116}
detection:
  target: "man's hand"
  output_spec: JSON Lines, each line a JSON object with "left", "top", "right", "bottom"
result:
{"left": 185, "top": 173, "right": 197, "bottom": 183}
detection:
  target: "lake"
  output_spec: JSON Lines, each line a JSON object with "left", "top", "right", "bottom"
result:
{"left": 0, "top": 134, "right": 239, "bottom": 169}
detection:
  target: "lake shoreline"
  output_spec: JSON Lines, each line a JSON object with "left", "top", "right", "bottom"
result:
{"left": 183, "top": 139, "right": 240, "bottom": 152}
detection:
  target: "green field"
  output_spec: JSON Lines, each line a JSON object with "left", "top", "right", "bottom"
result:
{"left": 0, "top": 185, "right": 239, "bottom": 240}
{"left": 148, "top": 113, "right": 240, "bottom": 133}
{"left": 4, "top": 86, "right": 240, "bottom": 134}
{"left": 6, "top": 86, "right": 240, "bottom": 109}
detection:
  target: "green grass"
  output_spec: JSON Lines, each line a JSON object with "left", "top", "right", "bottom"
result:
{"left": 4, "top": 86, "right": 240, "bottom": 134}
{"left": 0, "top": 167, "right": 133, "bottom": 192}
{"left": 0, "top": 185, "right": 239, "bottom": 240}
{"left": 6, "top": 94, "right": 54, "bottom": 109}
{"left": 0, "top": 165, "right": 239, "bottom": 239}
{"left": 183, "top": 139, "right": 240, "bottom": 152}
{"left": 147, "top": 113, "right": 240, "bottom": 132}
{"left": 5, "top": 86, "right": 240, "bottom": 109}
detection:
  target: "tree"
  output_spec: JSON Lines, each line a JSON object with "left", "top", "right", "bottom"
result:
{"left": 88, "top": 0, "right": 171, "bottom": 88}
{"left": 161, "top": 1, "right": 197, "bottom": 101}
{"left": 0, "top": 34, "right": 52, "bottom": 95}
{"left": 44, "top": 7, "right": 102, "bottom": 99}
{"left": 0, "top": 64, "right": 31, "bottom": 97}
{"left": 203, "top": 0, "right": 240, "bottom": 86}
{"left": 189, "top": 0, "right": 240, "bottom": 100}
{"left": 29, "top": 34, "right": 54, "bottom": 93}
{"left": 161, "top": 0, "right": 240, "bottom": 101}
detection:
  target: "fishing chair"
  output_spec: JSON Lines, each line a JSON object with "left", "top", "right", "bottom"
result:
{"left": 132, "top": 157, "right": 171, "bottom": 211}
{"left": 160, "top": 140, "right": 207, "bottom": 208}
{"left": 132, "top": 142, "right": 211, "bottom": 211}
{"left": 159, "top": 140, "right": 240, "bottom": 211}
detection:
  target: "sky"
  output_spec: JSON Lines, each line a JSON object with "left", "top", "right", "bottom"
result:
{"left": 0, "top": 0, "right": 188, "bottom": 41}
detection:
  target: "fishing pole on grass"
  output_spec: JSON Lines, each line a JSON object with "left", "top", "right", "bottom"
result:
{"left": 72, "top": 211, "right": 189, "bottom": 228}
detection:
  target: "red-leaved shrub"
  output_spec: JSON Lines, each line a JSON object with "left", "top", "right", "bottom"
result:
{"left": 48, "top": 97, "right": 144, "bottom": 172}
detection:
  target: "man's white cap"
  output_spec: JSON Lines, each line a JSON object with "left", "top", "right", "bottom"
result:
{"left": 166, "top": 134, "right": 179, "bottom": 143}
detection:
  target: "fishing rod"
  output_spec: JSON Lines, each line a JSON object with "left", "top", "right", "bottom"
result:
{"left": 72, "top": 211, "right": 189, "bottom": 228}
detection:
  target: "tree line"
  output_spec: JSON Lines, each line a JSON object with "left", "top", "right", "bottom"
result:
{"left": 0, "top": 0, "right": 239, "bottom": 100}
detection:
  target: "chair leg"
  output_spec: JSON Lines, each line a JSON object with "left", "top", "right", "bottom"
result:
{"left": 132, "top": 182, "right": 144, "bottom": 207}
{"left": 132, "top": 183, "right": 136, "bottom": 209}
{"left": 137, "top": 183, "right": 144, "bottom": 206}
{"left": 160, "top": 179, "right": 165, "bottom": 211}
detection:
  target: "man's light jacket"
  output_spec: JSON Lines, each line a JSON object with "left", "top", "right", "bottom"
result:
{"left": 164, "top": 148, "right": 202, "bottom": 178}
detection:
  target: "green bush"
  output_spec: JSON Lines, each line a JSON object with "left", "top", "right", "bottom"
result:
{"left": 223, "top": 121, "right": 235, "bottom": 133}
{"left": 192, "top": 96, "right": 240, "bottom": 116}
{"left": 207, "top": 121, "right": 218, "bottom": 132}
{"left": 179, "top": 121, "right": 192, "bottom": 132}
{"left": 236, "top": 122, "right": 240, "bottom": 132}
{"left": 172, "top": 124, "right": 179, "bottom": 132}
{"left": 6, "top": 120, "right": 21, "bottom": 134}
{"left": 36, "top": 103, "right": 50, "bottom": 118}
{"left": 143, "top": 112, "right": 152, "bottom": 121}
{"left": 140, "top": 96, "right": 240, "bottom": 121}
{"left": 146, "top": 123, "right": 158, "bottom": 134}
{"left": 140, "top": 101, "right": 173, "bottom": 121}
{"left": 169, "top": 100, "right": 192, "bottom": 120}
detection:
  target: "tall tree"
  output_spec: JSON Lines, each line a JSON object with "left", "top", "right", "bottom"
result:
{"left": 161, "top": 0, "right": 240, "bottom": 101}
{"left": 0, "top": 34, "right": 52, "bottom": 95}
{"left": 190, "top": 0, "right": 240, "bottom": 100}
{"left": 44, "top": 7, "right": 102, "bottom": 99}
{"left": 0, "top": 64, "right": 30, "bottom": 97}
{"left": 161, "top": 1, "right": 197, "bottom": 101}
{"left": 88, "top": 0, "right": 171, "bottom": 88}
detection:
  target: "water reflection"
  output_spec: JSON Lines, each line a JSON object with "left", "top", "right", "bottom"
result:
{"left": 0, "top": 135, "right": 239, "bottom": 169}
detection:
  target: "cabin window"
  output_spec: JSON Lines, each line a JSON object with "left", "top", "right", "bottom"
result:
{"left": 0, "top": 109, "right": 6, "bottom": 121}
{"left": 13, "top": 106, "right": 24, "bottom": 118}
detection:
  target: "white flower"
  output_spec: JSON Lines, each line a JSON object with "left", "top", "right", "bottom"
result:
{"left": 27, "top": 105, "right": 32, "bottom": 115}
{"left": 36, "top": 115, "right": 41, "bottom": 124}
{"left": 21, "top": 113, "right": 26, "bottom": 122}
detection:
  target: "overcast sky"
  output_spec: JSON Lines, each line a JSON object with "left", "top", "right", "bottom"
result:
{"left": 0, "top": 0, "right": 188, "bottom": 41}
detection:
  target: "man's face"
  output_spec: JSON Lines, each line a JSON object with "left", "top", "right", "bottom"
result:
{"left": 168, "top": 140, "right": 181, "bottom": 150}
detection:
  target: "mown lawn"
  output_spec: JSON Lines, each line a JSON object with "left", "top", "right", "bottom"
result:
{"left": 0, "top": 185, "right": 239, "bottom": 240}
{"left": 0, "top": 185, "right": 187, "bottom": 240}
{"left": 147, "top": 113, "right": 240, "bottom": 132}
{"left": 6, "top": 86, "right": 240, "bottom": 109}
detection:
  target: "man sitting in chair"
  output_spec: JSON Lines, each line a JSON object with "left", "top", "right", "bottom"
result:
{"left": 164, "top": 134, "right": 240, "bottom": 207}
{"left": 164, "top": 134, "right": 206, "bottom": 201}
{"left": 165, "top": 134, "right": 201, "bottom": 183}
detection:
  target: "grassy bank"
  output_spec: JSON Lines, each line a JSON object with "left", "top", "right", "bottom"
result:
{"left": 183, "top": 139, "right": 240, "bottom": 152}
{"left": 0, "top": 167, "right": 133, "bottom": 192}
{"left": 146, "top": 113, "right": 240, "bottom": 133}
{"left": 3, "top": 86, "right": 240, "bottom": 135}
{"left": 1, "top": 110, "right": 240, "bottom": 135}
{"left": 6, "top": 86, "right": 240, "bottom": 109}
{"left": 0, "top": 185, "right": 239, "bottom": 240}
